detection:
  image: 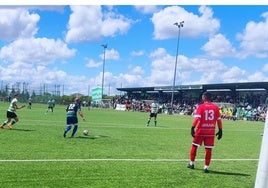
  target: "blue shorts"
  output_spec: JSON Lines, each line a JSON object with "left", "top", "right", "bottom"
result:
{"left": 67, "top": 116, "right": 78, "bottom": 125}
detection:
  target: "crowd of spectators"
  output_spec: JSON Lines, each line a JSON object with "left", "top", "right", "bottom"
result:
{"left": 110, "top": 91, "right": 267, "bottom": 122}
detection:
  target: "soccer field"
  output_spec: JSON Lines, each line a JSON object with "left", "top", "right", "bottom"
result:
{"left": 0, "top": 102, "right": 264, "bottom": 187}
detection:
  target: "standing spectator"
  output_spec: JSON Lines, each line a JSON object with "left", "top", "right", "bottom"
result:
{"left": 0, "top": 93, "right": 25, "bottom": 129}
{"left": 126, "top": 100, "right": 131, "bottom": 111}
{"left": 146, "top": 100, "right": 159, "bottom": 127}
{"left": 187, "top": 92, "right": 223, "bottom": 173}
{"left": 63, "top": 97, "right": 86, "bottom": 138}
{"left": 232, "top": 105, "right": 237, "bottom": 121}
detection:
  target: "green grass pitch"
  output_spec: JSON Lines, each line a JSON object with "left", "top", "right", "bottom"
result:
{"left": 0, "top": 101, "right": 264, "bottom": 187}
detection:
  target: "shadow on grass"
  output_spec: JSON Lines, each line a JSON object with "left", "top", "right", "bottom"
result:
{"left": 209, "top": 170, "right": 250, "bottom": 176}
{"left": 194, "top": 168, "right": 250, "bottom": 176}
{"left": 76, "top": 135, "right": 109, "bottom": 139}
{"left": 4, "top": 128, "right": 35, "bottom": 132}
{"left": 146, "top": 125, "right": 168, "bottom": 128}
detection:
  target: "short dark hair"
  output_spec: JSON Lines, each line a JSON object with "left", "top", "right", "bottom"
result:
{"left": 202, "top": 91, "right": 212, "bottom": 101}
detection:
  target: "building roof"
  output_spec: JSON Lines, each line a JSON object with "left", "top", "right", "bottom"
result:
{"left": 116, "top": 82, "right": 268, "bottom": 93}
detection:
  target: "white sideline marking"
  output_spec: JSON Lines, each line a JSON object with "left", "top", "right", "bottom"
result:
{"left": 0, "top": 158, "right": 259, "bottom": 162}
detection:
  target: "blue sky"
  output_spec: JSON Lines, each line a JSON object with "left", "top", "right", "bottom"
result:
{"left": 0, "top": 4, "right": 268, "bottom": 96}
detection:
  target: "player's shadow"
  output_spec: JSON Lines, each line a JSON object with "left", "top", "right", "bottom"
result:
{"left": 76, "top": 135, "right": 109, "bottom": 139}
{"left": 7, "top": 128, "right": 35, "bottom": 132}
{"left": 205, "top": 169, "right": 250, "bottom": 176}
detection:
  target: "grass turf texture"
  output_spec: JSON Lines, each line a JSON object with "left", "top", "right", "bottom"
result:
{"left": 0, "top": 102, "right": 264, "bottom": 187}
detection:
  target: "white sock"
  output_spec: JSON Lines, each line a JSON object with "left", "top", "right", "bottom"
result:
{"left": 204, "top": 165, "right": 209, "bottom": 170}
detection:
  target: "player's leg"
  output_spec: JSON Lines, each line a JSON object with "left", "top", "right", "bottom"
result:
{"left": 204, "top": 147, "right": 212, "bottom": 173}
{"left": 203, "top": 137, "right": 215, "bottom": 173}
{"left": 71, "top": 124, "right": 78, "bottom": 137}
{"left": 1, "top": 118, "right": 11, "bottom": 126}
{"left": 154, "top": 114, "right": 157, "bottom": 126}
{"left": 5, "top": 112, "right": 17, "bottom": 129}
{"left": 188, "top": 136, "right": 202, "bottom": 169}
{"left": 188, "top": 145, "right": 198, "bottom": 169}
{"left": 147, "top": 113, "right": 152, "bottom": 126}
{"left": 70, "top": 117, "right": 78, "bottom": 138}
{"left": 63, "top": 124, "right": 72, "bottom": 138}
{"left": 64, "top": 117, "right": 72, "bottom": 137}
{"left": 0, "top": 116, "right": 11, "bottom": 128}
{"left": 8, "top": 116, "right": 18, "bottom": 129}
{"left": 146, "top": 118, "right": 150, "bottom": 126}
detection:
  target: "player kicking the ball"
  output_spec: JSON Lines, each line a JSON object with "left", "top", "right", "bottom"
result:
{"left": 63, "top": 97, "right": 86, "bottom": 138}
{"left": 187, "top": 92, "right": 223, "bottom": 173}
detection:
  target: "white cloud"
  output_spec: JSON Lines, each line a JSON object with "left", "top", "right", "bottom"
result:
{"left": 263, "top": 64, "right": 268, "bottom": 72}
{"left": 65, "top": 5, "right": 132, "bottom": 43}
{"left": 118, "top": 72, "right": 144, "bottom": 86}
{"left": 0, "top": 38, "right": 76, "bottom": 65}
{"left": 101, "top": 14, "right": 132, "bottom": 37}
{"left": 202, "top": 34, "right": 236, "bottom": 58}
{"left": 106, "top": 49, "right": 120, "bottom": 60}
{"left": 134, "top": 5, "right": 159, "bottom": 14}
{"left": 130, "top": 66, "right": 144, "bottom": 75}
{"left": 221, "top": 66, "right": 246, "bottom": 83}
{"left": 0, "top": 8, "right": 39, "bottom": 41}
{"left": 144, "top": 47, "right": 230, "bottom": 86}
{"left": 65, "top": 6, "right": 103, "bottom": 43}
{"left": 0, "top": 63, "right": 89, "bottom": 95}
{"left": 99, "top": 48, "right": 120, "bottom": 60}
{"left": 151, "top": 5, "right": 220, "bottom": 40}
{"left": 146, "top": 48, "right": 177, "bottom": 86}
{"left": 247, "top": 71, "right": 268, "bottom": 82}
{"left": 237, "top": 11, "right": 268, "bottom": 58}
{"left": 0, "top": 37, "right": 79, "bottom": 95}
{"left": 86, "top": 59, "right": 102, "bottom": 68}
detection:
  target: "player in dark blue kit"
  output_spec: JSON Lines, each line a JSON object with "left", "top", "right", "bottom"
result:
{"left": 63, "top": 97, "right": 86, "bottom": 138}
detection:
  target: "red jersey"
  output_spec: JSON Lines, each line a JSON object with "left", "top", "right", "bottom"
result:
{"left": 193, "top": 102, "right": 222, "bottom": 136}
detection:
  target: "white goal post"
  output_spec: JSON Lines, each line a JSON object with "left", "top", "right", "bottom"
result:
{"left": 254, "top": 109, "right": 268, "bottom": 187}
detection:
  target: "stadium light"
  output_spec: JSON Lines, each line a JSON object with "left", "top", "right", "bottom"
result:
{"left": 101, "top": 44, "right": 108, "bottom": 99}
{"left": 170, "top": 21, "right": 184, "bottom": 114}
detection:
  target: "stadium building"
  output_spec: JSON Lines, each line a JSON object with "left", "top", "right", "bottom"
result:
{"left": 117, "top": 82, "right": 268, "bottom": 107}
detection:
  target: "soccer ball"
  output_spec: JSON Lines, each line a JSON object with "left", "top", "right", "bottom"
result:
{"left": 83, "top": 130, "right": 89, "bottom": 136}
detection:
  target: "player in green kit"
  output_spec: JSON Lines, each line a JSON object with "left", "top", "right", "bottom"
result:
{"left": 0, "top": 93, "right": 25, "bottom": 129}
{"left": 146, "top": 100, "right": 159, "bottom": 127}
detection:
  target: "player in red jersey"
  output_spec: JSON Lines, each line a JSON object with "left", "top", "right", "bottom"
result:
{"left": 187, "top": 91, "right": 223, "bottom": 173}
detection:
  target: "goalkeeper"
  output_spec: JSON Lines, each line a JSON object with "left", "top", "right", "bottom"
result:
{"left": 187, "top": 92, "right": 223, "bottom": 173}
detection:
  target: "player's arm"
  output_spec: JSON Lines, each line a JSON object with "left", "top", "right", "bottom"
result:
{"left": 18, "top": 105, "right": 26, "bottom": 109}
{"left": 191, "top": 117, "right": 200, "bottom": 137}
{"left": 14, "top": 102, "right": 25, "bottom": 109}
{"left": 216, "top": 117, "right": 223, "bottom": 140}
{"left": 78, "top": 110, "right": 86, "bottom": 121}
{"left": 66, "top": 105, "right": 70, "bottom": 112}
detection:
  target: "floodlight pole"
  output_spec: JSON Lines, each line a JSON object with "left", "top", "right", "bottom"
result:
{"left": 101, "top": 44, "right": 107, "bottom": 99}
{"left": 170, "top": 21, "right": 184, "bottom": 114}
